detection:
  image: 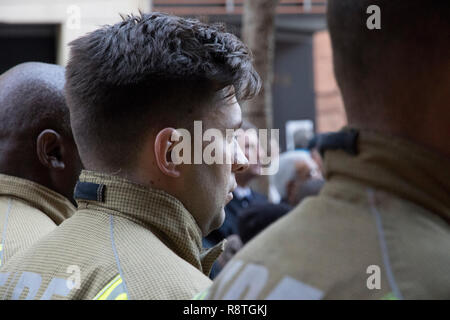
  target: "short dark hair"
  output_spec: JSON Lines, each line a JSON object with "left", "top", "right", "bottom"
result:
{"left": 327, "top": 0, "right": 450, "bottom": 115}
{"left": 65, "top": 12, "right": 261, "bottom": 168}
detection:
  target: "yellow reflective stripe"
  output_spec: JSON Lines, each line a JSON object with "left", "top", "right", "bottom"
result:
{"left": 93, "top": 274, "right": 122, "bottom": 300}
{"left": 193, "top": 290, "right": 208, "bottom": 300}
{"left": 0, "top": 244, "right": 3, "bottom": 266}
{"left": 381, "top": 292, "right": 399, "bottom": 300}
{"left": 115, "top": 293, "right": 128, "bottom": 300}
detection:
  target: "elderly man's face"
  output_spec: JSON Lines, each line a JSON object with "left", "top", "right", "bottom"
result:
{"left": 239, "top": 129, "right": 262, "bottom": 177}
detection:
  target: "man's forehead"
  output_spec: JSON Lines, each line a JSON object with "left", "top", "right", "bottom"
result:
{"left": 227, "top": 100, "right": 242, "bottom": 129}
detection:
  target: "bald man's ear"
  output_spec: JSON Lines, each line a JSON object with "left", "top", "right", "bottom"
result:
{"left": 36, "top": 129, "right": 66, "bottom": 170}
{"left": 154, "top": 128, "right": 181, "bottom": 178}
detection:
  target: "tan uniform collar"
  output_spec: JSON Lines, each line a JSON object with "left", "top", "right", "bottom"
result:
{"left": 322, "top": 128, "right": 450, "bottom": 224}
{"left": 75, "top": 170, "right": 224, "bottom": 276}
{"left": 0, "top": 173, "right": 75, "bottom": 224}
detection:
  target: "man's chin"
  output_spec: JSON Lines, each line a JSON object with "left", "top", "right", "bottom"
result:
{"left": 203, "top": 206, "right": 228, "bottom": 237}
{"left": 209, "top": 208, "right": 226, "bottom": 234}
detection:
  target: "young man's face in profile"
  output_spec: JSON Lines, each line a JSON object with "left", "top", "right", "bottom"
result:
{"left": 180, "top": 95, "right": 248, "bottom": 236}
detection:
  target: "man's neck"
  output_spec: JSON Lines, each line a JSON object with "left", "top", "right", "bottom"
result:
{"left": 379, "top": 128, "right": 449, "bottom": 161}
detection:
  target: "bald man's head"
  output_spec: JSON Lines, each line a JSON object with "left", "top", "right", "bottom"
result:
{"left": 327, "top": 0, "right": 450, "bottom": 157}
{"left": 0, "top": 62, "right": 82, "bottom": 203}
{"left": 0, "top": 62, "right": 71, "bottom": 141}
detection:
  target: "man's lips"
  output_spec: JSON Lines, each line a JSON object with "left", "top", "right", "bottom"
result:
{"left": 226, "top": 192, "right": 234, "bottom": 204}
{"left": 226, "top": 183, "right": 237, "bottom": 204}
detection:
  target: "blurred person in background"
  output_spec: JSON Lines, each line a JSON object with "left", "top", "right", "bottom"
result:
{"left": 204, "top": 0, "right": 450, "bottom": 299}
{"left": 285, "top": 161, "right": 325, "bottom": 207}
{"left": 207, "top": 202, "right": 292, "bottom": 277}
{"left": 293, "top": 126, "right": 314, "bottom": 151}
{"left": 0, "top": 62, "right": 82, "bottom": 267}
{"left": 281, "top": 135, "right": 325, "bottom": 207}
{"left": 214, "top": 234, "right": 243, "bottom": 276}
{"left": 238, "top": 203, "right": 292, "bottom": 245}
{"left": 270, "top": 147, "right": 321, "bottom": 204}
{"left": 307, "top": 134, "right": 324, "bottom": 176}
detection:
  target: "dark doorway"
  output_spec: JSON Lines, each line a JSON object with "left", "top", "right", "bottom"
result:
{"left": 0, "top": 24, "right": 58, "bottom": 74}
{"left": 273, "top": 37, "right": 316, "bottom": 152}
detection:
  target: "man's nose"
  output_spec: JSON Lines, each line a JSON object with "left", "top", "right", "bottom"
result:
{"left": 232, "top": 143, "right": 249, "bottom": 173}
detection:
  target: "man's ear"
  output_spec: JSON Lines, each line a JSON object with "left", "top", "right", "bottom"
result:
{"left": 36, "top": 129, "right": 65, "bottom": 170}
{"left": 154, "top": 128, "right": 181, "bottom": 178}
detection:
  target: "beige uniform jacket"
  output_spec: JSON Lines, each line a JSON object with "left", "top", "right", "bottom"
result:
{"left": 202, "top": 129, "right": 450, "bottom": 300}
{"left": 0, "top": 170, "right": 223, "bottom": 299}
{"left": 0, "top": 174, "right": 75, "bottom": 266}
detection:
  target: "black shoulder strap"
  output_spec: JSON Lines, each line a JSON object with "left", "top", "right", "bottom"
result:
{"left": 317, "top": 129, "right": 359, "bottom": 157}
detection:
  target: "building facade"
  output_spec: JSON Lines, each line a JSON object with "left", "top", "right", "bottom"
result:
{"left": 0, "top": 0, "right": 345, "bottom": 143}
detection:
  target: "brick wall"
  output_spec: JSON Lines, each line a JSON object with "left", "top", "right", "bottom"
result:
{"left": 313, "top": 30, "right": 347, "bottom": 133}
